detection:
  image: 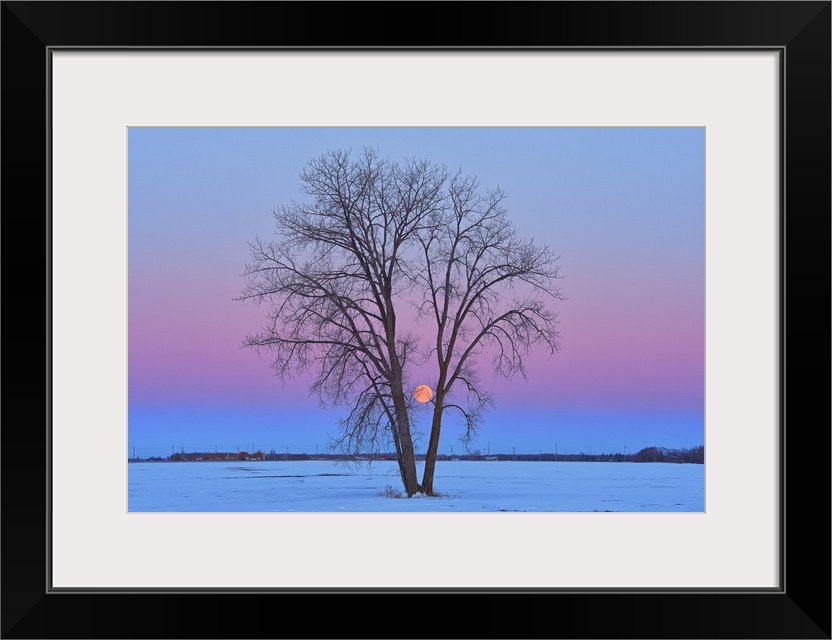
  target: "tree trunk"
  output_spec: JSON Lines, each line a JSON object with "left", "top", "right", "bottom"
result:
{"left": 392, "top": 385, "right": 421, "bottom": 496}
{"left": 420, "top": 391, "right": 443, "bottom": 496}
{"left": 385, "top": 299, "right": 421, "bottom": 496}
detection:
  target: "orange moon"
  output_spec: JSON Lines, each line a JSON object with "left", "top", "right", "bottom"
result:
{"left": 413, "top": 385, "right": 433, "bottom": 403}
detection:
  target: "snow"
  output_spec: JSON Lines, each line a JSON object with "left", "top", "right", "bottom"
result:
{"left": 128, "top": 460, "right": 704, "bottom": 512}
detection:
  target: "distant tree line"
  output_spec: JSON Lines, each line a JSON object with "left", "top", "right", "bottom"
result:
{"left": 131, "top": 445, "right": 703, "bottom": 464}
{"left": 628, "top": 445, "right": 704, "bottom": 464}
{"left": 165, "top": 451, "right": 266, "bottom": 462}
{"left": 434, "top": 445, "right": 703, "bottom": 464}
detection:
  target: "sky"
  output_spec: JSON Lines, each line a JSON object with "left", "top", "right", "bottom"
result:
{"left": 128, "top": 127, "right": 704, "bottom": 459}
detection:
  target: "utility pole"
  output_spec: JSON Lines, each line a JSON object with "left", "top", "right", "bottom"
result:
{"left": 555, "top": 443, "right": 558, "bottom": 462}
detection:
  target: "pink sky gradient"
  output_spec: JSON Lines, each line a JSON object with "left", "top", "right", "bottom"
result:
{"left": 128, "top": 127, "right": 704, "bottom": 458}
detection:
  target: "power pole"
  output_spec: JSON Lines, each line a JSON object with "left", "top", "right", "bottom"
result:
{"left": 555, "top": 443, "right": 558, "bottom": 462}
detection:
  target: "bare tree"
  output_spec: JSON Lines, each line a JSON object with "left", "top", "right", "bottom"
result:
{"left": 414, "top": 172, "right": 564, "bottom": 495}
{"left": 238, "top": 148, "right": 563, "bottom": 498}
{"left": 238, "top": 148, "right": 445, "bottom": 496}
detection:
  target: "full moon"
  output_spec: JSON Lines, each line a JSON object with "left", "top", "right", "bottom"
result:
{"left": 413, "top": 385, "right": 433, "bottom": 403}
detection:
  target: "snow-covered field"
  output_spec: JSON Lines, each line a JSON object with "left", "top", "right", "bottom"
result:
{"left": 128, "top": 460, "right": 704, "bottom": 512}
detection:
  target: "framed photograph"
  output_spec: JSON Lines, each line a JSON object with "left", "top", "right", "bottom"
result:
{"left": 3, "top": 2, "right": 829, "bottom": 638}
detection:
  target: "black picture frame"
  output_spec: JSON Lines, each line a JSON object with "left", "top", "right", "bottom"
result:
{"left": 2, "top": 2, "right": 829, "bottom": 638}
